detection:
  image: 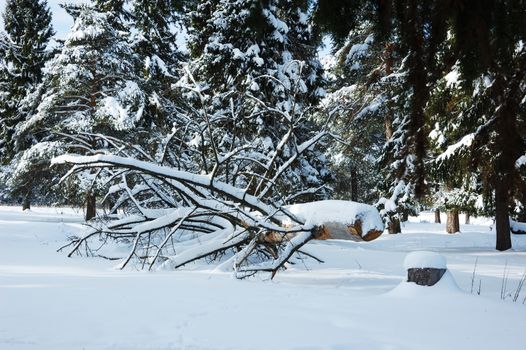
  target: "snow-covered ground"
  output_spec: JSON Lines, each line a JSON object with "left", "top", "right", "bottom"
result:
{"left": 1, "top": 207, "right": 525, "bottom": 350}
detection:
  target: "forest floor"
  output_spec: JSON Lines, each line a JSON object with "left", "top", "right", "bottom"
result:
{"left": 1, "top": 206, "right": 525, "bottom": 350}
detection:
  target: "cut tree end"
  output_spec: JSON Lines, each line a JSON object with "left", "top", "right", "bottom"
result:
{"left": 404, "top": 251, "right": 447, "bottom": 286}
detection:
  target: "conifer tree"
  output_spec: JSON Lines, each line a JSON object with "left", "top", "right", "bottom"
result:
{"left": 447, "top": 1, "right": 526, "bottom": 250}
{"left": 0, "top": 0, "right": 54, "bottom": 207}
{"left": 130, "top": 0, "right": 183, "bottom": 133}
{"left": 321, "top": 22, "right": 386, "bottom": 204}
{"left": 184, "top": 0, "right": 331, "bottom": 203}
{"left": 316, "top": 0, "right": 526, "bottom": 250}
{"left": 315, "top": 1, "right": 423, "bottom": 232}
{"left": 9, "top": 4, "right": 146, "bottom": 219}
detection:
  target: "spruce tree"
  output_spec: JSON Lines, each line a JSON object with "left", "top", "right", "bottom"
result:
{"left": 316, "top": 0, "right": 526, "bottom": 250}
{"left": 184, "top": 0, "right": 331, "bottom": 203}
{"left": 9, "top": 4, "right": 146, "bottom": 219}
{"left": 448, "top": 1, "right": 526, "bottom": 250}
{"left": 130, "top": 0, "right": 183, "bottom": 132}
{"left": 315, "top": 1, "right": 427, "bottom": 231}
{"left": 321, "top": 22, "right": 386, "bottom": 204}
{"left": 0, "top": 0, "right": 54, "bottom": 207}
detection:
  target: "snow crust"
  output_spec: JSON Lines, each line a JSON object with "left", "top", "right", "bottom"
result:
{"left": 403, "top": 251, "right": 447, "bottom": 270}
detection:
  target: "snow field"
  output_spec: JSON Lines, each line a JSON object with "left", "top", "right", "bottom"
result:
{"left": 0, "top": 207, "right": 525, "bottom": 350}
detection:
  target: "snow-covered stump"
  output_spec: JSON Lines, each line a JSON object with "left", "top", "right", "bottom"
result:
{"left": 404, "top": 251, "right": 447, "bottom": 286}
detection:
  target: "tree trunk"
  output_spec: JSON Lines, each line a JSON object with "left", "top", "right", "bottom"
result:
{"left": 388, "top": 216, "right": 401, "bottom": 234}
{"left": 85, "top": 192, "right": 96, "bottom": 221}
{"left": 350, "top": 167, "right": 358, "bottom": 202}
{"left": 22, "top": 192, "right": 31, "bottom": 211}
{"left": 384, "top": 43, "right": 394, "bottom": 140}
{"left": 407, "top": 268, "right": 446, "bottom": 286}
{"left": 495, "top": 181, "right": 512, "bottom": 251}
{"left": 465, "top": 212, "right": 471, "bottom": 225}
{"left": 434, "top": 209, "right": 441, "bottom": 223}
{"left": 446, "top": 209, "right": 459, "bottom": 234}
{"left": 490, "top": 70, "right": 523, "bottom": 250}
{"left": 401, "top": 210, "right": 409, "bottom": 222}
{"left": 406, "top": 4, "right": 428, "bottom": 198}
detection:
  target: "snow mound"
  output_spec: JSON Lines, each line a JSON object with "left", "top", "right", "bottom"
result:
{"left": 286, "top": 200, "right": 384, "bottom": 234}
{"left": 404, "top": 251, "right": 447, "bottom": 269}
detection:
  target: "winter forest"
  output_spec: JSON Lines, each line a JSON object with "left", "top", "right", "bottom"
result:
{"left": 0, "top": 1, "right": 526, "bottom": 349}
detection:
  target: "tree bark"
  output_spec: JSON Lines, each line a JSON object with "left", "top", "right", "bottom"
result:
{"left": 406, "top": 2, "right": 428, "bottom": 198}
{"left": 446, "top": 209, "right": 459, "bottom": 234}
{"left": 434, "top": 209, "right": 441, "bottom": 223}
{"left": 495, "top": 180, "right": 512, "bottom": 251}
{"left": 490, "top": 66, "right": 524, "bottom": 250}
{"left": 388, "top": 216, "right": 401, "bottom": 234}
{"left": 465, "top": 212, "right": 471, "bottom": 225}
{"left": 85, "top": 192, "right": 96, "bottom": 221}
{"left": 22, "top": 192, "right": 31, "bottom": 211}
{"left": 350, "top": 167, "right": 358, "bottom": 202}
{"left": 407, "top": 268, "right": 446, "bottom": 286}
{"left": 384, "top": 43, "right": 394, "bottom": 140}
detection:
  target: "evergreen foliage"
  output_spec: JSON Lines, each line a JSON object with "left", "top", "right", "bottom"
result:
{"left": 0, "top": 0, "right": 54, "bottom": 166}
{"left": 320, "top": 22, "right": 385, "bottom": 203}
{"left": 315, "top": 0, "right": 526, "bottom": 249}
{"left": 130, "top": 0, "right": 183, "bottom": 133}
{"left": 7, "top": 4, "right": 146, "bottom": 209}
{"left": 184, "top": 0, "right": 331, "bottom": 203}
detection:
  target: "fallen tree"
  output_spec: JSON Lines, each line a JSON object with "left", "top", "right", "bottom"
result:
{"left": 53, "top": 66, "right": 336, "bottom": 278}
{"left": 54, "top": 151, "right": 327, "bottom": 278}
